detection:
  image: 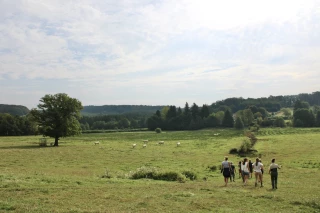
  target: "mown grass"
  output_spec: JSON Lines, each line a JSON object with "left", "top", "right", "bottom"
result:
{"left": 0, "top": 128, "right": 320, "bottom": 212}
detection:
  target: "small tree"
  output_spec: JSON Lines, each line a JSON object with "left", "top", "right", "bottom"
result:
{"left": 222, "top": 110, "right": 234, "bottom": 127}
{"left": 118, "top": 118, "right": 130, "bottom": 129}
{"left": 234, "top": 117, "right": 244, "bottom": 129}
{"left": 30, "top": 93, "right": 83, "bottom": 146}
{"left": 215, "top": 111, "right": 225, "bottom": 126}
{"left": 281, "top": 108, "right": 292, "bottom": 117}
{"left": 155, "top": 128, "right": 162, "bottom": 133}
{"left": 200, "top": 104, "right": 210, "bottom": 118}
{"left": 238, "top": 139, "right": 251, "bottom": 154}
{"left": 191, "top": 103, "right": 200, "bottom": 119}
{"left": 243, "top": 109, "right": 254, "bottom": 126}
{"left": 273, "top": 117, "right": 286, "bottom": 127}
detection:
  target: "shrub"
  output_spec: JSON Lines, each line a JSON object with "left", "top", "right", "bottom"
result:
{"left": 128, "top": 167, "right": 186, "bottom": 182}
{"left": 244, "top": 131, "right": 257, "bottom": 145}
{"left": 249, "top": 123, "right": 260, "bottom": 132}
{"left": 229, "top": 148, "right": 238, "bottom": 154}
{"left": 273, "top": 116, "right": 286, "bottom": 127}
{"left": 260, "top": 118, "right": 273, "bottom": 127}
{"left": 129, "top": 166, "right": 158, "bottom": 179}
{"left": 208, "top": 165, "right": 217, "bottom": 172}
{"left": 238, "top": 139, "right": 251, "bottom": 153}
{"left": 101, "top": 168, "right": 112, "bottom": 179}
{"left": 286, "top": 120, "right": 293, "bottom": 127}
{"left": 155, "top": 128, "right": 162, "bottom": 133}
{"left": 154, "top": 171, "right": 185, "bottom": 182}
{"left": 294, "top": 119, "right": 304, "bottom": 127}
{"left": 182, "top": 170, "right": 197, "bottom": 180}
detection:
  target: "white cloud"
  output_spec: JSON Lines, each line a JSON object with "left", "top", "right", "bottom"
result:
{"left": 0, "top": 0, "right": 319, "bottom": 107}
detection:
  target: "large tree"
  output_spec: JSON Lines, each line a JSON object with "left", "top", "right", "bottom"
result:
{"left": 191, "top": 103, "right": 199, "bottom": 118}
{"left": 293, "top": 100, "right": 310, "bottom": 112}
{"left": 166, "top": 106, "right": 177, "bottom": 119}
{"left": 293, "top": 108, "right": 315, "bottom": 127}
{"left": 30, "top": 93, "right": 83, "bottom": 146}
{"left": 200, "top": 104, "right": 210, "bottom": 118}
{"left": 222, "top": 110, "right": 234, "bottom": 127}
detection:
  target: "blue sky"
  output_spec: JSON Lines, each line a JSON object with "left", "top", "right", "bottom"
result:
{"left": 0, "top": 0, "right": 319, "bottom": 109}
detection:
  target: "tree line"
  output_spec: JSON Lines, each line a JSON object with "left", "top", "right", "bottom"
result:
{"left": 146, "top": 99, "right": 320, "bottom": 131}
{"left": 1, "top": 91, "right": 320, "bottom": 137}
{"left": 81, "top": 105, "right": 165, "bottom": 115}
{"left": 0, "top": 113, "right": 38, "bottom": 136}
{"left": 210, "top": 91, "right": 320, "bottom": 113}
{"left": 79, "top": 113, "right": 149, "bottom": 130}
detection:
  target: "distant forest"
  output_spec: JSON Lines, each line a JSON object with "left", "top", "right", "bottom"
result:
{"left": 0, "top": 91, "right": 320, "bottom": 135}
{"left": 211, "top": 91, "right": 320, "bottom": 112}
{"left": 81, "top": 105, "right": 166, "bottom": 116}
{"left": 0, "top": 104, "right": 30, "bottom": 116}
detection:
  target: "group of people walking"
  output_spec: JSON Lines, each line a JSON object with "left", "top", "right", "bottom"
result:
{"left": 221, "top": 156, "right": 280, "bottom": 189}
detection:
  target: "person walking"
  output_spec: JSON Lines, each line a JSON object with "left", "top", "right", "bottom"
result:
{"left": 221, "top": 156, "right": 231, "bottom": 186}
{"left": 241, "top": 158, "right": 250, "bottom": 185}
{"left": 260, "top": 159, "right": 264, "bottom": 175}
{"left": 252, "top": 158, "right": 264, "bottom": 187}
{"left": 238, "top": 161, "right": 243, "bottom": 180}
{"left": 248, "top": 160, "right": 253, "bottom": 178}
{"left": 269, "top": 158, "right": 281, "bottom": 189}
{"left": 229, "top": 162, "right": 236, "bottom": 182}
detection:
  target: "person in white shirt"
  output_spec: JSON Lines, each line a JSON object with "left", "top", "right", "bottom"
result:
{"left": 241, "top": 158, "right": 250, "bottom": 185}
{"left": 252, "top": 158, "right": 264, "bottom": 187}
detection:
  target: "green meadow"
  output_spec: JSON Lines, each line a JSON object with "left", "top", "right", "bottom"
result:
{"left": 1, "top": 128, "right": 320, "bottom": 213}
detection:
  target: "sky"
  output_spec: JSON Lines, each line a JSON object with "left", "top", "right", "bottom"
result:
{"left": 0, "top": 0, "right": 319, "bottom": 109}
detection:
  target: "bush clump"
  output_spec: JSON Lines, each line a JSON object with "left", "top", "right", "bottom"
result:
{"left": 155, "top": 128, "right": 162, "bottom": 133}
{"left": 229, "top": 148, "right": 238, "bottom": 154}
{"left": 155, "top": 171, "right": 185, "bottom": 182}
{"left": 238, "top": 139, "right": 252, "bottom": 153}
{"left": 245, "top": 131, "right": 258, "bottom": 145}
{"left": 130, "top": 166, "right": 158, "bottom": 179}
{"left": 182, "top": 170, "right": 197, "bottom": 180}
{"left": 128, "top": 167, "right": 186, "bottom": 182}
{"left": 208, "top": 165, "right": 217, "bottom": 172}
{"left": 101, "top": 168, "right": 112, "bottom": 178}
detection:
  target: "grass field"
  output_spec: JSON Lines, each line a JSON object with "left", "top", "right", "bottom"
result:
{"left": 1, "top": 128, "right": 320, "bottom": 213}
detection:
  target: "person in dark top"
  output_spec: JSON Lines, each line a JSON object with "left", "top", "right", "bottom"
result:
{"left": 248, "top": 160, "right": 253, "bottom": 178}
{"left": 221, "top": 156, "right": 231, "bottom": 186}
{"left": 259, "top": 159, "right": 264, "bottom": 173}
{"left": 229, "top": 162, "right": 236, "bottom": 182}
{"left": 269, "top": 158, "right": 281, "bottom": 189}
{"left": 238, "top": 161, "right": 243, "bottom": 182}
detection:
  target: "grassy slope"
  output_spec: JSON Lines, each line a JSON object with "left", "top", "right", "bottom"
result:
{"left": 0, "top": 128, "right": 319, "bottom": 212}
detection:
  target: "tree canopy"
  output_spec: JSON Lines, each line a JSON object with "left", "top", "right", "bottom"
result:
{"left": 30, "top": 93, "right": 83, "bottom": 146}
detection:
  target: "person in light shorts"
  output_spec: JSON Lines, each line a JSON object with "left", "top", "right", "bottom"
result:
{"left": 252, "top": 158, "right": 264, "bottom": 187}
{"left": 241, "top": 158, "right": 250, "bottom": 185}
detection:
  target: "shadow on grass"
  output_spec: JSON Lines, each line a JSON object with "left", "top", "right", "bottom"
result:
{"left": 0, "top": 145, "right": 56, "bottom": 150}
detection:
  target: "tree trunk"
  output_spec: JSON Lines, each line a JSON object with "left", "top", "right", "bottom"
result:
{"left": 54, "top": 137, "right": 59, "bottom": 146}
